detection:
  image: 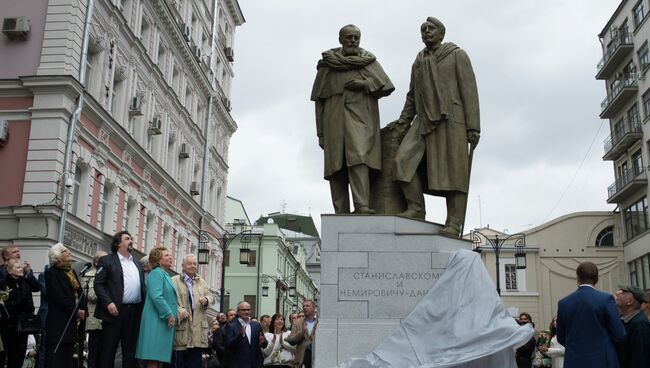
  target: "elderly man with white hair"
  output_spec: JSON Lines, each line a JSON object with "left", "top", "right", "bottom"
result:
{"left": 171, "top": 254, "right": 214, "bottom": 368}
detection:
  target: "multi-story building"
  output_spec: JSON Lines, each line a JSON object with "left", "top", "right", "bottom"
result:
{"left": 597, "top": 0, "right": 650, "bottom": 288}
{"left": 223, "top": 198, "right": 319, "bottom": 318}
{"left": 0, "top": 0, "right": 244, "bottom": 303}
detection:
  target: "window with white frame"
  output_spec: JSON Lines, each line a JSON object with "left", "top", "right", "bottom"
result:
{"left": 500, "top": 257, "right": 526, "bottom": 292}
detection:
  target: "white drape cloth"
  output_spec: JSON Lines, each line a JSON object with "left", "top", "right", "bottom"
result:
{"left": 339, "top": 249, "right": 534, "bottom": 368}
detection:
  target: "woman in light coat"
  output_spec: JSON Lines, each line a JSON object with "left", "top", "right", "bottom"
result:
{"left": 262, "top": 313, "right": 295, "bottom": 367}
{"left": 538, "top": 316, "right": 564, "bottom": 368}
{"left": 171, "top": 254, "right": 214, "bottom": 368}
{"left": 135, "top": 247, "right": 178, "bottom": 367}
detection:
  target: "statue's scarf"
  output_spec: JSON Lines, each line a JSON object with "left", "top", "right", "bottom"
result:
{"left": 317, "top": 48, "right": 376, "bottom": 71}
{"left": 417, "top": 42, "right": 459, "bottom": 135}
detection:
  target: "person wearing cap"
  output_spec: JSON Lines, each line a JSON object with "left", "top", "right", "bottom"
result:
{"left": 615, "top": 285, "right": 650, "bottom": 367}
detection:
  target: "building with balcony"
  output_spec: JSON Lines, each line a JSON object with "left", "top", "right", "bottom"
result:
{"left": 0, "top": 0, "right": 244, "bottom": 303}
{"left": 598, "top": 0, "right": 650, "bottom": 287}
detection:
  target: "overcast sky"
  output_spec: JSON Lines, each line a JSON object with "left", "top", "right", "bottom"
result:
{"left": 227, "top": 0, "right": 620, "bottom": 234}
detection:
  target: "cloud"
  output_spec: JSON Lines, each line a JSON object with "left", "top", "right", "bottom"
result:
{"left": 228, "top": 0, "right": 620, "bottom": 232}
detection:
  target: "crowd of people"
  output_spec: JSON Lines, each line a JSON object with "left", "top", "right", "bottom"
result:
{"left": 0, "top": 231, "right": 317, "bottom": 368}
{"left": 515, "top": 261, "right": 650, "bottom": 368}
{"left": 2, "top": 234, "right": 649, "bottom": 368}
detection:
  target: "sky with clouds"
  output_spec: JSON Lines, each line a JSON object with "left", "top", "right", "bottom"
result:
{"left": 226, "top": 0, "right": 620, "bottom": 234}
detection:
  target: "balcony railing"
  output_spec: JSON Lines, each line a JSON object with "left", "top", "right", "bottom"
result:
{"left": 607, "top": 166, "right": 648, "bottom": 203}
{"left": 596, "top": 32, "right": 634, "bottom": 80}
{"left": 600, "top": 74, "right": 638, "bottom": 118}
{"left": 603, "top": 118, "right": 643, "bottom": 160}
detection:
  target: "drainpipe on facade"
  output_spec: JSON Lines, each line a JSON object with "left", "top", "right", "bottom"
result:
{"left": 58, "top": 0, "right": 96, "bottom": 243}
{"left": 256, "top": 235, "right": 262, "bottom": 317}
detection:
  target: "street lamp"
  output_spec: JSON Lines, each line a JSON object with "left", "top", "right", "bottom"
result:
{"left": 209, "top": 227, "right": 253, "bottom": 311}
{"left": 471, "top": 230, "right": 526, "bottom": 296}
{"left": 197, "top": 230, "right": 210, "bottom": 265}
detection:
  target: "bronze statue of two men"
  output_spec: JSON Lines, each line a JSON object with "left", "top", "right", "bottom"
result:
{"left": 312, "top": 17, "right": 480, "bottom": 238}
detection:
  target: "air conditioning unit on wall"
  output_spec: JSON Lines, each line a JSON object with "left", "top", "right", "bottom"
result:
{"left": 2, "top": 17, "right": 30, "bottom": 41}
{"left": 149, "top": 117, "right": 162, "bottom": 135}
{"left": 190, "top": 181, "right": 199, "bottom": 195}
{"left": 129, "top": 96, "right": 144, "bottom": 116}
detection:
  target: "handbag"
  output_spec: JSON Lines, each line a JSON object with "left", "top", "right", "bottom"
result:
{"left": 16, "top": 314, "right": 42, "bottom": 335}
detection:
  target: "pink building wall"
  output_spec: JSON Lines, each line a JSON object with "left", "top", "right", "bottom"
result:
{"left": 0, "top": 0, "right": 47, "bottom": 78}
{"left": 0, "top": 120, "right": 30, "bottom": 206}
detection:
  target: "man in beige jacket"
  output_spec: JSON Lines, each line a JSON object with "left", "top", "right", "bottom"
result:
{"left": 171, "top": 254, "right": 215, "bottom": 368}
{"left": 286, "top": 299, "right": 317, "bottom": 368}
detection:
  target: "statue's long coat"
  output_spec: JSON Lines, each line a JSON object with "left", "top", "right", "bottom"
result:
{"left": 395, "top": 43, "right": 480, "bottom": 194}
{"left": 311, "top": 48, "right": 394, "bottom": 179}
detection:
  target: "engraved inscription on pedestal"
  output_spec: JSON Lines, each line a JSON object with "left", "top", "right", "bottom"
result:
{"left": 338, "top": 252, "right": 449, "bottom": 318}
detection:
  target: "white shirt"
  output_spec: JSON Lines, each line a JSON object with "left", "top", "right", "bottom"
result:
{"left": 306, "top": 317, "right": 316, "bottom": 336}
{"left": 238, "top": 317, "right": 251, "bottom": 343}
{"left": 119, "top": 252, "right": 141, "bottom": 304}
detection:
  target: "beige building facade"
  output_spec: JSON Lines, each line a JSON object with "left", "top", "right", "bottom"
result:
{"left": 472, "top": 212, "right": 624, "bottom": 328}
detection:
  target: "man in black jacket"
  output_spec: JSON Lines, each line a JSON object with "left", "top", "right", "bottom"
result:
{"left": 94, "top": 231, "right": 146, "bottom": 368}
{"left": 615, "top": 285, "right": 650, "bottom": 367}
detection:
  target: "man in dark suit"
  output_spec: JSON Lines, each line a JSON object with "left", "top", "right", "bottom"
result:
{"left": 94, "top": 230, "right": 146, "bottom": 368}
{"left": 224, "top": 301, "right": 267, "bottom": 367}
{"left": 557, "top": 261, "right": 626, "bottom": 368}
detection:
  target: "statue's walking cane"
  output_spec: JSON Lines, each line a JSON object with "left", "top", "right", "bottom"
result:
{"left": 459, "top": 141, "right": 477, "bottom": 237}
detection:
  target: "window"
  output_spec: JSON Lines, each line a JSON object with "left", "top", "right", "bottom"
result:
{"left": 633, "top": 149, "right": 644, "bottom": 175}
{"left": 100, "top": 181, "right": 113, "bottom": 232}
{"left": 71, "top": 166, "right": 83, "bottom": 215}
{"left": 224, "top": 250, "right": 230, "bottom": 267}
{"left": 595, "top": 226, "right": 615, "bottom": 247}
{"left": 627, "top": 104, "right": 641, "bottom": 126}
{"left": 643, "top": 89, "right": 650, "bottom": 118}
{"left": 624, "top": 196, "right": 649, "bottom": 240}
{"left": 505, "top": 264, "right": 518, "bottom": 290}
{"left": 248, "top": 250, "right": 257, "bottom": 267}
{"left": 639, "top": 42, "right": 649, "bottom": 70}
{"left": 614, "top": 118, "right": 624, "bottom": 140}
{"left": 140, "top": 17, "right": 151, "bottom": 53}
{"left": 628, "top": 253, "right": 650, "bottom": 289}
{"left": 244, "top": 295, "right": 257, "bottom": 316}
{"left": 634, "top": 2, "right": 646, "bottom": 28}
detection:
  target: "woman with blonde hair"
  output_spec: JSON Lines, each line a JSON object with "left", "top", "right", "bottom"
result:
{"left": 135, "top": 247, "right": 178, "bottom": 367}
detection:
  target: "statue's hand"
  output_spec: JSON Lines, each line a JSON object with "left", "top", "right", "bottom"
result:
{"left": 467, "top": 130, "right": 480, "bottom": 149}
{"left": 387, "top": 119, "right": 406, "bottom": 131}
{"left": 318, "top": 136, "right": 324, "bottom": 149}
{"left": 344, "top": 79, "right": 369, "bottom": 93}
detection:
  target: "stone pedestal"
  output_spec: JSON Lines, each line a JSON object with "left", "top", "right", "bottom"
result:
{"left": 315, "top": 215, "right": 471, "bottom": 367}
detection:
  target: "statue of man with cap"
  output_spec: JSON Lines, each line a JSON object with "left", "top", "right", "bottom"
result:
{"left": 390, "top": 17, "right": 480, "bottom": 237}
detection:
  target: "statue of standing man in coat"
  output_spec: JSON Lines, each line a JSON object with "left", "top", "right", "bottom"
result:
{"left": 392, "top": 17, "right": 480, "bottom": 237}
{"left": 312, "top": 24, "right": 395, "bottom": 214}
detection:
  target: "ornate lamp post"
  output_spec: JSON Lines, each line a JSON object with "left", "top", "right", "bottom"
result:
{"left": 199, "top": 226, "right": 252, "bottom": 311}
{"left": 470, "top": 230, "right": 526, "bottom": 296}
{"left": 260, "top": 274, "right": 287, "bottom": 313}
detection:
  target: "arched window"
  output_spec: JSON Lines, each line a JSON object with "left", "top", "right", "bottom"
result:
{"left": 596, "top": 226, "right": 615, "bottom": 247}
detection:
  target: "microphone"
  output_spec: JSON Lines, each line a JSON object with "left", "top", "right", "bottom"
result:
{"left": 78, "top": 262, "right": 92, "bottom": 276}
{"left": 95, "top": 266, "right": 104, "bottom": 276}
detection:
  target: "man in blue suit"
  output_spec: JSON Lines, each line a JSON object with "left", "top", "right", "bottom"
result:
{"left": 557, "top": 261, "right": 626, "bottom": 368}
{"left": 224, "top": 301, "right": 268, "bottom": 367}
